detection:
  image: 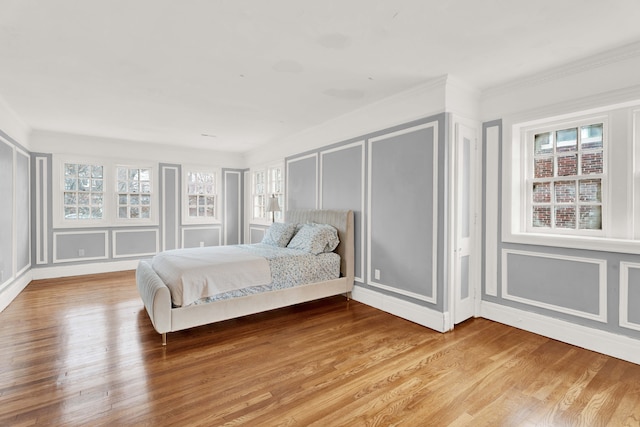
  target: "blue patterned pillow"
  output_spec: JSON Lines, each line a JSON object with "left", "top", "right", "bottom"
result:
{"left": 287, "top": 223, "right": 339, "bottom": 254}
{"left": 261, "top": 222, "right": 297, "bottom": 247}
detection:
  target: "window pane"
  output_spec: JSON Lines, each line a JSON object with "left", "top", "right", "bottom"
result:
{"left": 532, "top": 182, "right": 551, "bottom": 203}
{"left": 581, "top": 152, "right": 603, "bottom": 175}
{"left": 579, "top": 179, "right": 602, "bottom": 202}
{"left": 534, "top": 132, "right": 553, "bottom": 155}
{"left": 534, "top": 158, "right": 553, "bottom": 178}
{"left": 91, "top": 207, "right": 103, "bottom": 219}
{"left": 557, "top": 154, "right": 578, "bottom": 177}
{"left": 91, "top": 179, "right": 103, "bottom": 192}
{"left": 92, "top": 165, "right": 103, "bottom": 178}
{"left": 78, "top": 207, "right": 90, "bottom": 219}
{"left": 129, "top": 181, "right": 139, "bottom": 192}
{"left": 64, "top": 207, "right": 77, "bottom": 219}
{"left": 140, "top": 182, "right": 151, "bottom": 193}
{"left": 119, "top": 207, "right": 128, "bottom": 218}
{"left": 119, "top": 194, "right": 128, "bottom": 205}
{"left": 65, "top": 164, "right": 77, "bottom": 176}
{"left": 118, "top": 168, "right": 127, "bottom": 180}
{"left": 581, "top": 124, "right": 603, "bottom": 149}
{"left": 130, "top": 207, "right": 140, "bottom": 218}
{"left": 579, "top": 206, "right": 602, "bottom": 230}
{"left": 78, "top": 193, "right": 90, "bottom": 205}
{"left": 554, "top": 181, "right": 576, "bottom": 203}
{"left": 64, "top": 192, "right": 76, "bottom": 204}
{"left": 65, "top": 178, "right": 77, "bottom": 190}
{"left": 139, "top": 169, "right": 150, "bottom": 181}
{"left": 556, "top": 128, "right": 577, "bottom": 152}
{"left": 555, "top": 207, "right": 576, "bottom": 229}
{"left": 78, "top": 165, "right": 91, "bottom": 178}
{"left": 188, "top": 195, "right": 197, "bottom": 207}
{"left": 92, "top": 194, "right": 103, "bottom": 205}
{"left": 140, "top": 207, "right": 150, "bottom": 219}
{"left": 198, "top": 195, "right": 206, "bottom": 206}
{"left": 130, "top": 194, "right": 139, "bottom": 205}
{"left": 78, "top": 179, "right": 90, "bottom": 192}
{"left": 117, "top": 182, "right": 127, "bottom": 192}
{"left": 206, "top": 206, "right": 215, "bottom": 217}
{"left": 140, "top": 194, "right": 151, "bottom": 205}
{"left": 532, "top": 206, "right": 551, "bottom": 228}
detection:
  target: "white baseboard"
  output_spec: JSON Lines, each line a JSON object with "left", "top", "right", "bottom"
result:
{"left": 31, "top": 260, "right": 141, "bottom": 280}
{"left": 481, "top": 300, "right": 640, "bottom": 365}
{"left": 352, "top": 285, "right": 448, "bottom": 332}
{"left": 0, "top": 272, "right": 32, "bottom": 313}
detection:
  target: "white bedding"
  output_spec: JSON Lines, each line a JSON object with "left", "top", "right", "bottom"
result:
{"left": 151, "top": 246, "right": 271, "bottom": 307}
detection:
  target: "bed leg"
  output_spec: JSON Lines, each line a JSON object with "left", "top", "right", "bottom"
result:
{"left": 346, "top": 291, "right": 352, "bottom": 301}
{"left": 162, "top": 333, "right": 167, "bottom": 346}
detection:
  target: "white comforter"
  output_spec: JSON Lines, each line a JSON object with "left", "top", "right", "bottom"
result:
{"left": 151, "top": 246, "right": 271, "bottom": 307}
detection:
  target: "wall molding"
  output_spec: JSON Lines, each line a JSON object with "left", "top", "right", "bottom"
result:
{"left": 501, "top": 249, "right": 607, "bottom": 323}
{"left": 161, "top": 165, "right": 180, "bottom": 252}
{"left": 181, "top": 225, "right": 222, "bottom": 248}
{"left": 31, "top": 259, "right": 140, "bottom": 280}
{"left": 0, "top": 272, "right": 31, "bottom": 313}
{"left": 481, "top": 300, "right": 640, "bottom": 365}
{"left": 35, "top": 156, "right": 48, "bottom": 265}
{"left": 112, "top": 228, "right": 159, "bottom": 258}
{"left": 619, "top": 261, "right": 640, "bottom": 332}
{"left": 52, "top": 230, "right": 109, "bottom": 264}
{"left": 482, "top": 40, "right": 640, "bottom": 101}
{"left": 353, "top": 285, "right": 449, "bottom": 333}
{"left": 319, "top": 140, "right": 366, "bottom": 283}
{"left": 367, "top": 121, "right": 439, "bottom": 304}
{"left": 223, "top": 170, "right": 242, "bottom": 246}
{"left": 285, "top": 152, "right": 319, "bottom": 209}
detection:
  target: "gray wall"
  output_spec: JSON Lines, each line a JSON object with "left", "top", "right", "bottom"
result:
{"left": 0, "top": 137, "right": 15, "bottom": 284}
{"left": 482, "top": 120, "right": 640, "bottom": 339}
{"left": 286, "top": 113, "right": 447, "bottom": 311}
{"left": 0, "top": 129, "right": 30, "bottom": 292}
{"left": 30, "top": 162, "right": 243, "bottom": 269}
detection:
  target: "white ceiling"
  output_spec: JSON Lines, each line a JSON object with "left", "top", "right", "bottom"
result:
{"left": 2, "top": 0, "right": 640, "bottom": 153}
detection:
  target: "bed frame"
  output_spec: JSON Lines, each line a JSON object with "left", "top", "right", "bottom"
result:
{"left": 136, "top": 209, "right": 354, "bottom": 345}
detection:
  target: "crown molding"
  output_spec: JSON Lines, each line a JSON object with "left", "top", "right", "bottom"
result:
{"left": 482, "top": 40, "right": 640, "bottom": 100}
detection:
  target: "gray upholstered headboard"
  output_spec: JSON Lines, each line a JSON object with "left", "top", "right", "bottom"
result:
{"left": 286, "top": 209, "right": 354, "bottom": 283}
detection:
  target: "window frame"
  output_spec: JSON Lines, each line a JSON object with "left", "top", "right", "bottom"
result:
{"left": 53, "top": 155, "right": 159, "bottom": 228}
{"left": 114, "top": 164, "right": 156, "bottom": 224}
{"left": 182, "top": 166, "right": 221, "bottom": 225}
{"left": 251, "top": 163, "right": 284, "bottom": 224}
{"left": 502, "top": 104, "right": 640, "bottom": 254}
{"left": 524, "top": 116, "right": 607, "bottom": 236}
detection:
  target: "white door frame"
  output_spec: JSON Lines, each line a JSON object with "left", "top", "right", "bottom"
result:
{"left": 446, "top": 116, "right": 481, "bottom": 330}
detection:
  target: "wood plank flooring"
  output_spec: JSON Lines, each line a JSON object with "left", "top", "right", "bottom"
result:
{"left": 1, "top": 271, "right": 639, "bottom": 426}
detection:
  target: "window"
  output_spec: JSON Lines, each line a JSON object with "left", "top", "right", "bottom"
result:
{"left": 62, "top": 162, "right": 104, "bottom": 221}
{"left": 116, "top": 167, "right": 152, "bottom": 220}
{"left": 54, "top": 156, "right": 158, "bottom": 228}
{"left": 529, "top": 123, "right": 604, "bottom": 233}
{"left": 251, "top": 164, "right": 284, "bottom": 223}
{"left": 185, "top": 170, "right": 218, "bottom": 222}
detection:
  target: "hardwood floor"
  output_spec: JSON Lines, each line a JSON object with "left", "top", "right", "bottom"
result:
{"left": 1, "top": 271, "right": 639, "bottom": 426}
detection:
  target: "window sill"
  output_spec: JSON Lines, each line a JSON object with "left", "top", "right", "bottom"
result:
{"left": 504, "top": 231, "right": 640, "bottom": 255}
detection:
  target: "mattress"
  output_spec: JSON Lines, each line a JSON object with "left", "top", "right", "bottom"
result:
{"left": 151, "top": 243, "right": 341, "bottom": 307}
{"left": 189, "top": 243, "right": 341, "bottom": 306}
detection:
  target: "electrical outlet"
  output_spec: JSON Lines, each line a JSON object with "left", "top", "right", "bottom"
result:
{"left": 78, "top": 249, "right": 85, "bottom": 257}
{"left": 199, "top": 241, "right": 205, "bottom": 247}
{"left": 0, "top": 270, "right": 3, "bottom": 281}
{"left": 374, "top": 269, "right": 380, "bottom": 280}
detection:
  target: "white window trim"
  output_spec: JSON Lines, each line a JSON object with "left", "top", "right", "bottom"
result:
{"left": 250, "top": 162, "right": 284, "bottom": 225}
{"left": 523, "top": 115, "right": 608, "bottom": 236}
{"left": 181, "top": 166, "right": 221, "bottom": 225}
{"left": 503, "top": 103, "right": 640, "bottom": 255}
{"left": 53, "top": 155, "right": 159, "bottom": 228}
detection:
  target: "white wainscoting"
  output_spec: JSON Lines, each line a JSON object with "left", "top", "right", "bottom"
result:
{"left": 619, "top": 261, "right": 640, "bottom": 332}
{"left": 481, "top": 300, "right": 640, "bottom": 365}
{"left": 501, "top": 249, "right": 607, "bottom": 323}
{"left": 353, "top": 285, "right": 449, "bottom": 333}
{"left": 367, "top": 121, "right": 439, "bottom": 304}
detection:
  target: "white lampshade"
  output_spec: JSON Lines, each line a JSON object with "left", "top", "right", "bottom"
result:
{"left": 266, "top": 196, "right": 281, "bottom": 213}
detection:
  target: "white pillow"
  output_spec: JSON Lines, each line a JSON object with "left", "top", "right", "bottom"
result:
{"left": 261, "top": 222, "right": 297, "bottom": 247}
{"left": 287, "top": 223, "right": 339, "bottom": 254}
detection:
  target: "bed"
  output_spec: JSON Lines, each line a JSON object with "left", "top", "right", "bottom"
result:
{"left": 136, "top": 209, "right": 354, "bottom": 345}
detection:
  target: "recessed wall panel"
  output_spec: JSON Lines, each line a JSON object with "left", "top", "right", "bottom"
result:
{"left": 368, "top": 124, "right": 437, "bottom": 302}
{"left": 224, "top": 171, "right": 241, "bottom": 245}
{"left": 502, "top": 250, "right": 606, "bottom": 321}
{"left": 183, "top": 227, "right": 221, "bottom": 248}
{"left": 626, "top": 267, "right": 640, "bottom": 326}
{"left": 113, "top": 229, "right": 158, "bottom": 258}
{"left": 53, "top": 231, "right": 108, "bottom": 263}
{"left": 0, "top": 140, "right": 14, "bottom": 282}
{"left": 287, "top": 154, "right": 317, "bottom": 210}
{"left": 321, "top": 142, "right": 364, "bottom": 281}
{"left": 16, "top": 150, "right": 30, "bottom": 273}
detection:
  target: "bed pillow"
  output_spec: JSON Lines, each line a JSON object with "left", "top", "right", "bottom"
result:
{"left": 287, "top": 223, "right": 339, "bottom": 254}
{"left": 261, "top": 222, "right": 297, "bottom": 247}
